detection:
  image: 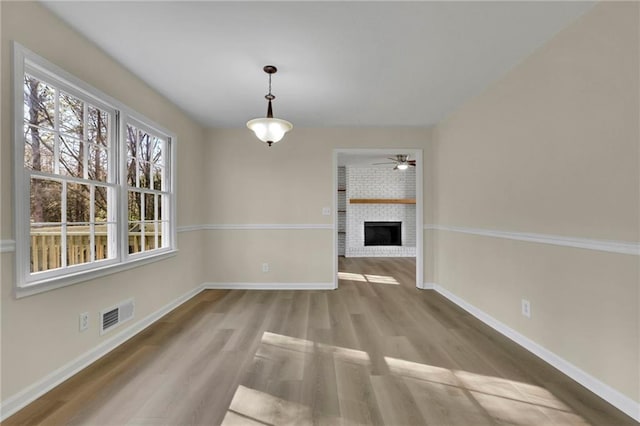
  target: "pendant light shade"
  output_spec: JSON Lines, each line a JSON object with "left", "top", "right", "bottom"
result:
{"left": 247, "top": 65, "right": 292, "bottom": 146}
{"left": 246, "top": 117, "right": 292, "bottom": 145}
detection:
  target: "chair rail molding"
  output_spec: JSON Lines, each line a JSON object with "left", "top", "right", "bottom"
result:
{"left": 1, "top": 240, "right": 16, "bottom": 253}
{"left": 178, "top": 224, "right": 333, "bottom": 232}
{"left": 425, "top": 224, "right": 639, "bottom": 256}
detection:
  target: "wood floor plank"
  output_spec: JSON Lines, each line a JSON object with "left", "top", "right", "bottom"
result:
{"left": 4, "top": 258, "right": 636, "bottom": 426}
{"left": 334, "top": 359, "right": 384, "bottom": 426}
{"left": 369, "top": 374, "right": 426, "bottom": 425}
{"left": 403, "top": 374, "right": 496, "bottom": 426}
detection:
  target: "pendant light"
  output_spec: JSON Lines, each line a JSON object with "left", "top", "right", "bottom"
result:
{"left": 246, "top": 65, "right": 293, "bottom": 147}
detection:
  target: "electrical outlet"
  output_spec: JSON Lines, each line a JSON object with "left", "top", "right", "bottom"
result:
{"left": 322, "top": 207, "right": 331, "bottom": 216}
{"left": 79, "top": 312, "right": 89, "bottom": 331}
{"left": 521, "top": 299, "right": 531, "bottom": 318}
{"left": 262, "top": 263, "right": 270, "bottom": 273}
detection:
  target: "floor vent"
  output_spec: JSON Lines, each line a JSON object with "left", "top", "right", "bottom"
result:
{"left": 100, "top": 299, "right": 135, "bottom": 335}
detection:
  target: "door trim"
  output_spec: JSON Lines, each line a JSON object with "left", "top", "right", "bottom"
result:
{"left": 333, "top": 148, "right": 424, "bottom": 289}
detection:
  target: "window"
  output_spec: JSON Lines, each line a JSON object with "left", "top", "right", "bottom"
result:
{"left": 125, "top": 121, "right": 170, "bottom": 255}
{"left": 13, "top": 43, "right": 176, "bottom": 296}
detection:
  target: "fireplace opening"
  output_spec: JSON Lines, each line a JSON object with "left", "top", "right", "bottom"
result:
{"left": 364, "top": 221, "right": 402, "bottom": 246}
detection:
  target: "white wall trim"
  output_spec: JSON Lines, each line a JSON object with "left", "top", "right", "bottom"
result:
{"left": 0, "top": 283, "right": 206, "bottom": 422}
{"left": 176, "top": 224, "right": 203, "bottom": 233}
{"left": 178, "top": 224, "right": 333, "bottom": 232}
{"left": 425, "top": 224, "right": 640, "bottom": 256}
{"left": 429, "top": 283, "right": 640, "bottom": 422}
{"left": 204, "top": 282, "right": 335, "bottom": 290}
{"left": 1, "top": 240, "right": 16, "bottom": 253}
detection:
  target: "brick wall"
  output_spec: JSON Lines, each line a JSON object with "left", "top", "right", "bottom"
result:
{"left": 345, "top": 166, "right": 416, "bottom": 257}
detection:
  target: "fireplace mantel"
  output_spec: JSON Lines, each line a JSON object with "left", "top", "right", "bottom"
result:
{"left": 349, "top": 198, "right": 416, "bottom": 204}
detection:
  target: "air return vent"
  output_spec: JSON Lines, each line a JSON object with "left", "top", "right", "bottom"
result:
{"left": 100, "top": 299, "right": 135, "bottom": 335}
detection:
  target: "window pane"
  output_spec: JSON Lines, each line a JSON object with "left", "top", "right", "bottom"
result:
{"left": 88, "top": 145, "right": 108, "bottom": 182}
{"left": 144, "top": 222, "right": 156, "bottom": 250}
{"left": 94, "top": 223, "right": 111, "bottom": 260}
{"left": 30, "top": 224, "right": 62, "bottom": 272}
{"left": 95, "top": 186, "right": 109, "bottom": 222}
{"left": 157, "top": 195, "right": 163, "bottom": 221}
{"left": 128, "top": 222, "right": 142, "bottom": 254}
{"left": 24, "top": 75, "right": 55, "bottom": 129}
{"left": 127, "top": 124, "right": 137, "bottom": 157}
{"left": 151, "top": 136, "right": 164, "bottom": 165}
{"left": 59, "top": 91, "right": 84, "bottom": 139}
{"left": 24, "top": 125, "right": 55, "bottom": 173}
{"left": 67, "top": 224, "right": 91, "bottom": 266}
{"left": 30, "top": 178, "right": 61, "bottom": 223}
{"left": 126, "top": 156, "right": 137, "bottom": 187}
{"left": 88, "top": 106, "right": 108, "bottom": 147}
{"left": 144, "top": 193, "right": 155, "bottom": 221}
{"left": 139, "top": 130, "right": 151, "bottom": 162}
{"left": 138, "top": 161, "right": 150, "bottom": 189}
{"left": 59, "top": 136, "right": 84, "bottom": 178}
{"left": 67, "top": 183, "right": 90, "bottom": 223}
{"left": 128, "top": 191, "right": 141, "bottom": 221}
{"left": 152, "top": 165, "right": 163, "bottom": 191}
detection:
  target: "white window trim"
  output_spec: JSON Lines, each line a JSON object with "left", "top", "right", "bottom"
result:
{"left": 13, "top": 42, "right": 178, "bottom": 298}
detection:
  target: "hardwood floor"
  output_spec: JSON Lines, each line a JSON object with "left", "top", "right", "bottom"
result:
{"left": 4, "top": 257, "right": 636, "bottom": 425}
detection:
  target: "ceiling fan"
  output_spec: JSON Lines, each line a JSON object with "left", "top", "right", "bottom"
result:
{"left": 373, "top": 154, "right": 416, "bottom": 170}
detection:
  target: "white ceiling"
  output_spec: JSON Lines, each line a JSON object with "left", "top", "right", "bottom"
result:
{"left": 42, "top": 1, "right": 594, "bottom": 129}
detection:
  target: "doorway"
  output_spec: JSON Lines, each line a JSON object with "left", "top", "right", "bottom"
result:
{"left": 333, "top": 149, "right": 424, "bottom": 289}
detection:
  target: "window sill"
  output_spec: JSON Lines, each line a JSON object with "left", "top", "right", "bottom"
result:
{"left": 15, "top": 249, "right": 178, "bottom": 298}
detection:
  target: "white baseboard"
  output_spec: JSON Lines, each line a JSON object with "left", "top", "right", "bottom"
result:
{"left": 204, "top": 282, "right": 335, "bottom": 290}
{"left": 0, "top": 284, "right": 206, "bottom": 421}
{"left": 422, "top": 282, "right": 436, "bottom": 290}
{"left": 429, "top": 284, "right": 640, "bottom": 422}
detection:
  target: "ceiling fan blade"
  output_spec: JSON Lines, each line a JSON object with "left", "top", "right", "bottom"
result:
{"left": 372, "top": 162, "right": 396, "bottom": 165}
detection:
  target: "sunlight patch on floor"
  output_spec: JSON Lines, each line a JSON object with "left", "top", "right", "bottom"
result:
{"left": 222, "top": 385, "right": 312, "bottom": 426}
{"left": 338, "top": 272, "right": 400, "bottom": 285}
{"left": 260, "top": 331, "right": 371, "bottom": 366}
{"left": 385, "top": 356, "right": 458, "bottom": 386}
{"left": 227, "top": 332, "right": 588, "bottom": 426}
{"left": 384, "top": 356, "right": 587, "bottom": 424}
{"left": 261, "top": 331, "right": 314, "bottom": 354}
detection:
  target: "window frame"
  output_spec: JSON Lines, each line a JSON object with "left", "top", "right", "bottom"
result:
{"left": 121, "top": 115, "right": 174, "bottom": 258}
{"left": 13, "top": 42, "right": 177, "bottom": 298}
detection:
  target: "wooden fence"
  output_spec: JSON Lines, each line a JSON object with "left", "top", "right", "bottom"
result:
{"left": 30, "top": 230, "right": 155, "bottom": 272}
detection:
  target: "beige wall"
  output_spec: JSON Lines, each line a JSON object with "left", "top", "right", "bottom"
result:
{"left": 432, "top": 1, "right": 639, "bottom": 403}
{"left": 202, "top": 128, "right": 433, "bottom": 283}
{"left": 0, "top": 2, "right": 206, "bottom": 400}
{"left": 3, "top": 0, "right": 635, "bottom": 417}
